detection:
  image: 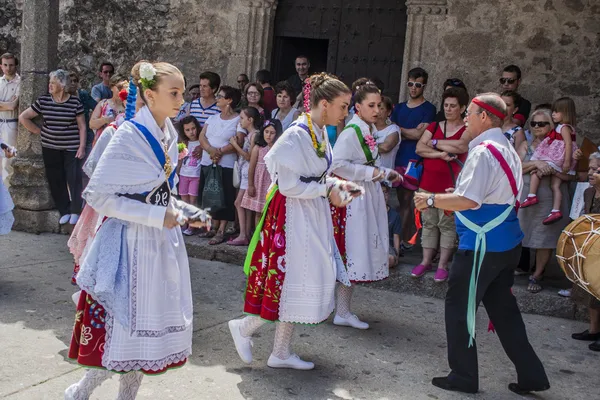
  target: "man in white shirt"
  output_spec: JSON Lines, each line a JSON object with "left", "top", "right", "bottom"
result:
{"left": 415, "top": 93, "right": 549, "bottom": 396}
{"left": 0, "top": 53, "right": 20, "bottom": 186}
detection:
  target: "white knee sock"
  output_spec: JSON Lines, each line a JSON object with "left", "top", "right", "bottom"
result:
{"left": 239, "top": 315, "right": 266, "bottom": 338}
{"left": 272, "top": 322, "right": 295, "bottom": 359}
{"left": 336, "top": 284, "right": 354, "bottom": 318}
{"left": 66, "top": 369, "right": 112, "bottom": 399}
{"left": 116, "top": 371, "right": 144, "bottom": 400}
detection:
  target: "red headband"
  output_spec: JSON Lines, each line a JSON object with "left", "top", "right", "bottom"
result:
{"left": 472, "top": 98, "right": 506, "bottom": 120}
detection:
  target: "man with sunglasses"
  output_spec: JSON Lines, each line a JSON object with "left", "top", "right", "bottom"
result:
{"left": 91, "top": 62, "right": 115, "bottom": 102}
{"left": 237, "top": 74, "right": 249, "bottom": 92}
{"left": 414, "top": 93, "right": 549, "bottom": 396}
{"left": 392, "top": 67, "right": 437, "bottom": 251}
{"left": 500, "top": 65, "right": 531, "bottom": 126}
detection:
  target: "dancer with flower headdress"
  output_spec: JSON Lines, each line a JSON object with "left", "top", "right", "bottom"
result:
{"left": 228, "top": 73, "right": 364, "bottom": 370}
{"left": 64, "top": 61, "right": 210, "bottom": 400}
{"left": 330, "top": 84, "right": 402, "bottom": 329}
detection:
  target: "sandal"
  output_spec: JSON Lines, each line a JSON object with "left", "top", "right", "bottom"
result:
{"left": 527, "top": 277, "right": 543, "bottom": 293}
{"left": 209, "top": 232, "right": 226, "bottom": 245}
{"left": 198, "top": 230, "right": 217, "bottom": 239}
{"left": 227, "top": 237, "right": 249, "bottom": 246}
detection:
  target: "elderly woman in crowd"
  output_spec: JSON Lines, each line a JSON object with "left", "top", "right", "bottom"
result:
{"left": 243, "top": 83, "right": 265, "bottom": 117}
{"left": 19, "top": 69, "right": 86, "bottom": 225}
{"left": 516, "top": 108, "right": 573, "bottom": 293}
{"left": 570, "top": 152, "right": 600, "bottom": 352}
{"left": 412, "top": 87, "right": 469, "bottom": 282}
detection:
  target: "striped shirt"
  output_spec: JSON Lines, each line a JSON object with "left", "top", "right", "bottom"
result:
{"left": 189, "top": 98, "right": 220, "bottom": 127}
{"left": 31, "top": 94, "right": 84, "bottom": 150}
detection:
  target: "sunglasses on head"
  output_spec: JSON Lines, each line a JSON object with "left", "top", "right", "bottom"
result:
{"left": 499, "top": 78, "right": 517, "bottom": 85}
{"left": 530, "top": 121, "right": 550, "bottom": 128}
{"left": 407, "top": 81, "right": 425, "bottom": 89}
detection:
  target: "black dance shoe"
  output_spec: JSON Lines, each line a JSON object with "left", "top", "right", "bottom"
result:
{"left": 508, "top": 382, "right": 550, "bottom": 395}
{"left": 431, "top": 377, "right": 477, "bottom": 394}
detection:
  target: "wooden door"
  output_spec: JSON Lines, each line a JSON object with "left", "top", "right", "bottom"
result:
{"left": 272, "top": 0, "right": 407, "bottom": 100}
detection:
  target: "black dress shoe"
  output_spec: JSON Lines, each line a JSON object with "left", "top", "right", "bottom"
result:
{"left": 571, "top": 329, "right": 600, "bottom": 341}
{"left": 589, "top": 339, "right": 600, "bottom": 351}
{"left": 508, "top": 382, "right": 550, "bottom": 395}
{"left": 431, "top": 377, "right": 478, "bottom": 394}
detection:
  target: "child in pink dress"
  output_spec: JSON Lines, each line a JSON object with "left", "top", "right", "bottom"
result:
{"left": 241, "top": 119, "right": 283, "bottom": 225}
{"left": 521, "top": 97, "right": 578, "bottom": 225}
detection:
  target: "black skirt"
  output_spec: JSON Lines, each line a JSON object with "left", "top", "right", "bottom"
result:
{"left": 197, "top": 165, "right": 236, "bottom": 221}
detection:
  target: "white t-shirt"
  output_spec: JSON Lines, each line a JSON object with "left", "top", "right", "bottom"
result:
{"left": 200, "top": 114, "right": 241, "bottom": 168}
{"left": 375, "top": 124, "right": 401, "bottom": 170}
{"left": 179, "top": 140, "right": 202, "bottom": 178}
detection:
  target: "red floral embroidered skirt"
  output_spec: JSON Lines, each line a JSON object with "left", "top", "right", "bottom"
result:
{"left": 67, "top": 291, "right": 186, "bottom": 374}
{"left": 331, "top": 204, "right": 348, "bottom": 266}
{"left": 243, "top": 190, "right": 287, "bottom": 321}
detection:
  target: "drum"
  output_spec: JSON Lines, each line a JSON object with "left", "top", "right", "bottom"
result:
{"left": 556, "top": 214, "right": 600, "bottom": 300}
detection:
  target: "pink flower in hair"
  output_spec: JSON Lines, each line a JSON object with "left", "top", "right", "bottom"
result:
{"left": 303, "top": 78, "right": 311, "bottom": 111}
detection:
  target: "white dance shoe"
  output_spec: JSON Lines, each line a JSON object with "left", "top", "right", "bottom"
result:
{"left": 64, "top": 383, "right": 78, "bottom": 400}
{"left": 228, "top": 319, "right": 253, "bottom": 364}
{"left": 59, "top": 214, "right": 71, "bottom": 225}
{"left": 333, "top": 313, "right": 370, "bottom": 330}
{"left": 267, "top": 353, "right": 314, "bottom": 370}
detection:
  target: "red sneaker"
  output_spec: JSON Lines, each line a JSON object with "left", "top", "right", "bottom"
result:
{"left": 520, "top": 196, "right": 539, "bottom": 208}
{"left": 543, "top": 211, "right": 563, "bottom": 225}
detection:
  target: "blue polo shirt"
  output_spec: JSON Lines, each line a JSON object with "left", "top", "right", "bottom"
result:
{"left": 391, "top": 101, "right": 436, "bottom": 167}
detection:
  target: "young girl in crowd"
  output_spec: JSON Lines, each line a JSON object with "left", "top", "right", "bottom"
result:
{"left": 375, "top": 96, "right": 401, "bottom": 171}
{"left": 228, "top": 106, "right": 263, "bottom": 245}
{"left": 501, "top": 90, "right": 525, "bottom": 149}
{"left": 89, "top": 75, "right": 127, "bottom": 145}
{"left": 241, "top": 119, "right": 283, "bottom": 225}
{"left": 521, "top": 97, "right": 578, "bottom": 225}
{"left": 177, "top": 116, "right": 203, "bottom": 235}
{"left": 0, "top": 141, "right": 15, "bottom": 234}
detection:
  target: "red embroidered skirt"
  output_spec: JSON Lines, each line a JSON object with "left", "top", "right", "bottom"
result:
{"left": 243, "top": 190, "right": 288, "bottom": 321}
{"left": 67, "top": 291, "right": 186, "bottom": 374}
{"left": 331, "top": 204, "right": 348, "bottom": 267}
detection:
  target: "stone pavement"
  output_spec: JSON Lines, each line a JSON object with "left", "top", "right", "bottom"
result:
{"left": 0, "top": 231, "right": 598, "bottom": 400}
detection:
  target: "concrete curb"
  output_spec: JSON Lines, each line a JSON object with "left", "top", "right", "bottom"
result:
{"left": 184, "top": 236, "right": 588, "bottom": 322}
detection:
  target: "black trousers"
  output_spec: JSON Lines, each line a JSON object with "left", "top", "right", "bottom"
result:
{"left": 445, "top": 245, "right": 549, "bottom": 391}
{"left": 41, "top": 147, "right": 83, "bottom": 216}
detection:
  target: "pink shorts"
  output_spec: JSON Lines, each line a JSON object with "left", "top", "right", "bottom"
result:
{"left": 179, "top": 176, "right": 200, "bottom": 196}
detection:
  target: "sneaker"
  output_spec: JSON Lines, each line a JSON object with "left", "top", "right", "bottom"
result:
{"left": 542, "top": 210, "right": 563, "bottom": 225}
{"left": 434, "top": 268, "right": 449, "bottom": 282}
{"left": 267, "top": 353, "right": 314, "bottom": 370}
{"left": 69, "top": 214, "right": 79, "bottom": 225}
{"left": 228, "top": 319, "right": 253, "bottom": 364}
{"left": 558, "top": 289, "right": 571, "bottom": 298}
{"left": 182, "top": 227, "right": 195, "bottom": 236}
{"left": 411, "top": 264, "right": 433, "bottom": 278}
{"left": 333, "top": 313, "right": 369, "bottom": 329}
{"left": 520, "top": 196, "right": 539, "bottom": 208}
{"left": 59, "top": 214, "right": 71, "bottom": 225}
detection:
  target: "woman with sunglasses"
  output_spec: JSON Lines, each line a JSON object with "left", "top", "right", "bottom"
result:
{"left": 516, "top": 109, "right": 571, "bottom": 293}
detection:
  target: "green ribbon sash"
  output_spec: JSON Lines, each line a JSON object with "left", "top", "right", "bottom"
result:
{"left": 454, "top": 202, "right": 515, "bottom": 347}
{"left": 243, "top": 185, "right": 279, "bottom": 276}
{"left": 346, "top": 124, "right": 375, "bottom": 166}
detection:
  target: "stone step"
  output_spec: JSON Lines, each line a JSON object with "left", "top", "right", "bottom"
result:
{"left": 184, "top": 236, "right": 588, "bottom": 322}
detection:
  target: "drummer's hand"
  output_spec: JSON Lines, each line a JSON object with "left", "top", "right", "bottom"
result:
{"left": 573, "top": 148, "right": 583, "bottom": 161}
{"left": 339, "top": 181, "right": 363, "bottom": 199}
{"left": 387, "top": 169, "right": 402, "bottom": 183}
{"left": 414, "top": 192, "right": 429, "bottom": 211}
{"left": 164, "top": 208, "right": 183, "bottom": 229}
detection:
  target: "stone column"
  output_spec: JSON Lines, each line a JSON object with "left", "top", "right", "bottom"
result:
{"left": 226, "top": 0, "right": 278, "bottom": 82}
{"left": 10, "top": 0, "right": 61, "bottom": 233}
{"left": 398, "top": 0, "right": 448, "bottom": 102}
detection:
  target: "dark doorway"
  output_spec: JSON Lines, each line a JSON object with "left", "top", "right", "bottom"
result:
{"left": 271, "top": 0, "right": 408, "bottom": 101}
{"left": 271, "top": 37, "right": 329, "bottom": 84}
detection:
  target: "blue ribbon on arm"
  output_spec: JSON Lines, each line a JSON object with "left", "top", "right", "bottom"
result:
{"left": 129, "top": 120, "right": 176, "bottom": 189}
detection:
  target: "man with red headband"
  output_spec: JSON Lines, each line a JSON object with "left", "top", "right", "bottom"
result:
{"left": 414, "top": 93, "right": 549, "bottom": 396}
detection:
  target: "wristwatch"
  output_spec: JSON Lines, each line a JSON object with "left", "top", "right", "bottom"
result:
{"left": 431, "top": 139, "right": 438, "bottom": 150}
{"left": 426, "top": 193, "right": 436, "bottom": 208}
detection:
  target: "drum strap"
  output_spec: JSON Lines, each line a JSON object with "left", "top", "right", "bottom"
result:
{"left": 455, "top": 142, "right": 519, "bottom": 347}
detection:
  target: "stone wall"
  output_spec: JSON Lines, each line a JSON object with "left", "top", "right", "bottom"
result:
{"left": 408, "top": 0, "right": 600, "bottom": 143}
{"left": 0, "top": 0, "right": 22, "bottom": 57}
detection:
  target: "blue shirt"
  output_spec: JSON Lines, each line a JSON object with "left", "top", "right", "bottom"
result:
{"left": 326, "top": 126, "right": 337, "bottom": 147}
{"left": 391, "top": 101, "right": 436, "bottom": 167}
{"left": 77, "top": 89, "right": 98, "bottom": 147}
{"left": 91, "top": 83, "right": 112, "bottom": 102}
